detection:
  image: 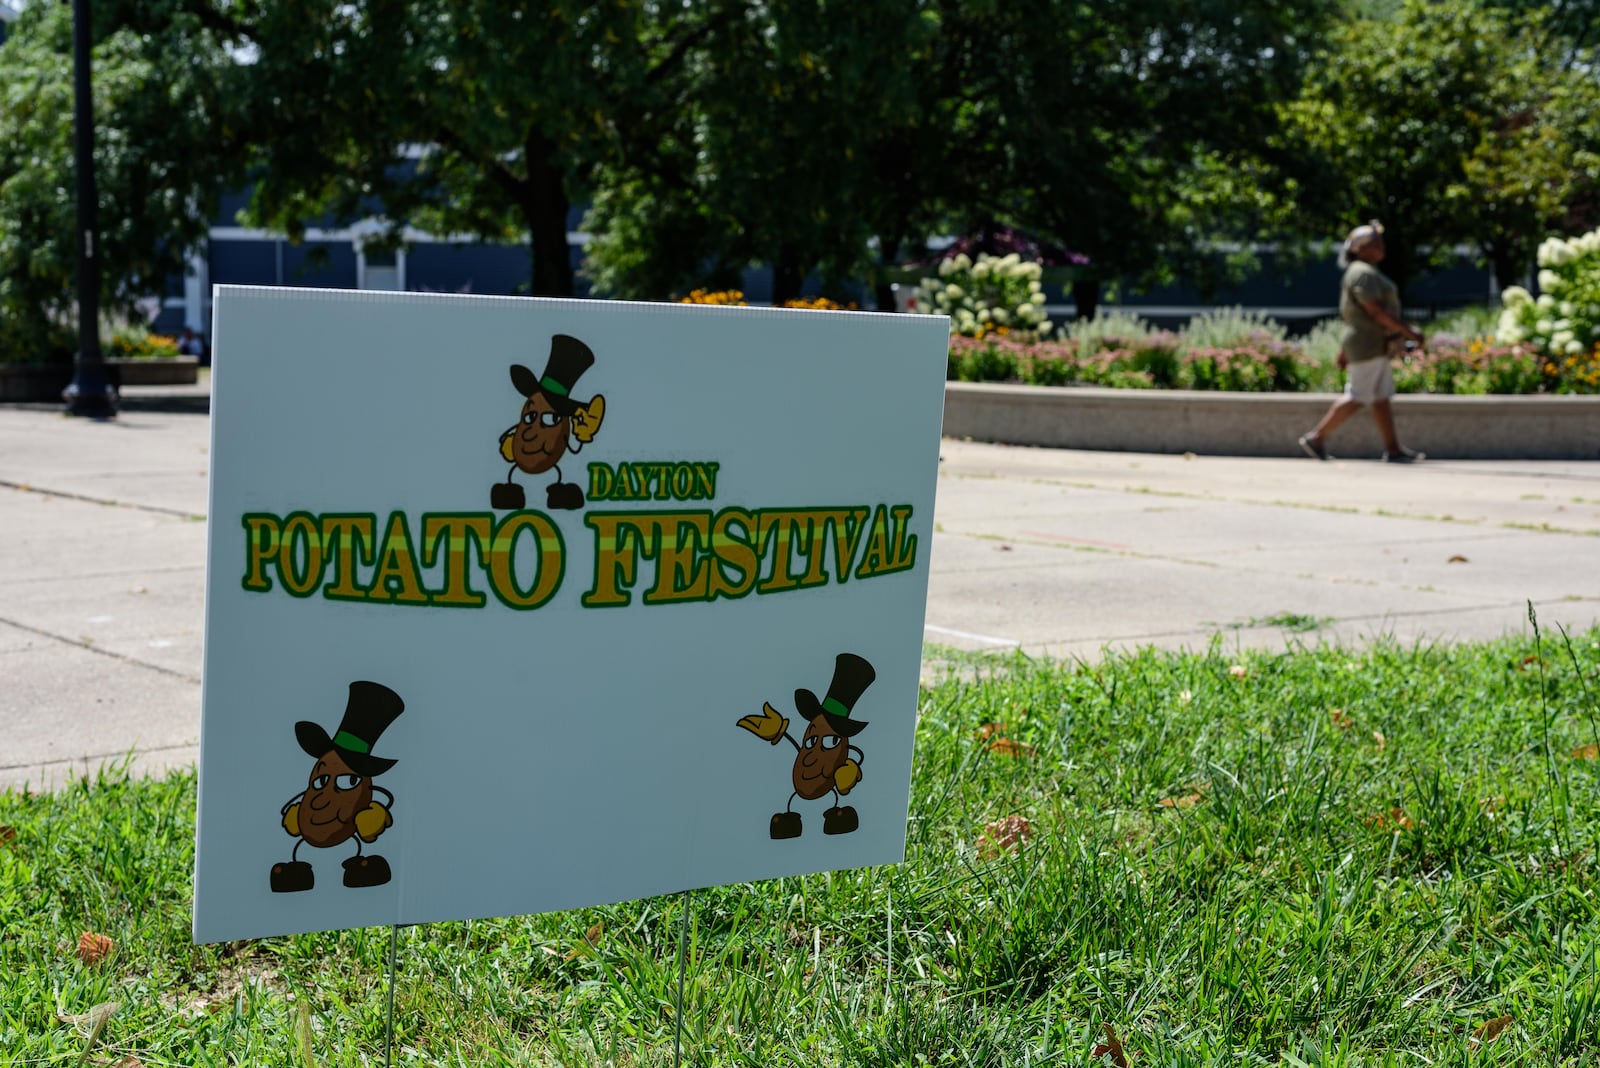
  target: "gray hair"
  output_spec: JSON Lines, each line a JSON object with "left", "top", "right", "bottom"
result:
{"left": 1338, "top": 220, "right": 1384, "bottom": 268}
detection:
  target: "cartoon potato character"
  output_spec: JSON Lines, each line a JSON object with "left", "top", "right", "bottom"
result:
{"left": 491, "top": 333, "right": 605, "bottom": 512}
{"left": 269, "top": 680, "right": 404, "bottom": 893}
{"left": 738, "top": 653, "right": 873, "bottom": 839}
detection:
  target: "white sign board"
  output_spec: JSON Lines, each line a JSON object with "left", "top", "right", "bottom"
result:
{"left": 193, "top": 286, "right": 948, "bottom": 943}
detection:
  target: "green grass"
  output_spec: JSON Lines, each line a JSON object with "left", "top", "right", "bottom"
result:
{"left": 6, "top": 625, "right": 1600, "bottom": 1065}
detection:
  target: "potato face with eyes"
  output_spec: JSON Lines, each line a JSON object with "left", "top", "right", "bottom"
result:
{"left": 791, "top": 717, "right": 850, "bottom": 800}
{"left": 510, "top": 392, "right": 570, "bottom": 475}
{"left": 298, "top": 750, "right": 373, "bottom": 848}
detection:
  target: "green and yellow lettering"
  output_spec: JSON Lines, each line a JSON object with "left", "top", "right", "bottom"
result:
{"left": 321, "top": 514, "right": 377, "bottom": 601}
{"left": 854, "top": 505, "right": 894, "bottom": 579}
{"left": 708, "top": 507, "right": 759, "bottom": 599}
{"left": 643, "top": 513, "right": 713, "bottom": 604}
{"left": 366, "top": 512, "right": 429, "bottom": 604}
{"left": 584, "top": 513, "right": 643, "bottom": 607}
{"left": 587, "top": 463, "right": 616, "bottom": 502}
{"left": 278, "top": 512, "right": 324, "bottom": 597}
{"left": 242, "top": 513, "right": 281, "bottom": 592}
{"left": 486, "top": 511, "right": 564, "bottom": 609}
{"left": 421, "top": 513, "right": 492, "bottom": 607}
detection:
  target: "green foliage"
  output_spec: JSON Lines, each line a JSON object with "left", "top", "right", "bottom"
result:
{"left": 1276, "top": 0, "right": 1600, "bottom": 293}
{"left": 7, "top": 630, "right": 1600, "bottom": 1062}
{"left": 0, "top": 2, "right": 239, "bottom": 364}
{"left": 915, "top": 253, "right": 1053, "bottom": 340}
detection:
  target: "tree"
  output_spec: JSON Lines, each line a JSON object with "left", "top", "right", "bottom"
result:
{"left": 232, "top": 0, "right": 742, "bottom": 298}
{"left": 583, "top": 0, "right": 945, "bottom": 305}
{"left": 0, "top": 2, "right": 241, "bottom": 362}
{"left": 1276, "top": 0, "right": 1600, "bottom": 294}
{"left": 583, "top": 0, "right": 1337, "bottom": 305}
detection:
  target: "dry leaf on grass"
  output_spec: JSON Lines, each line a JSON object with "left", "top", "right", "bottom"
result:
{"left": 0, "top": 825, "right": 15, "bottom": 847}
{"left": 1178, "top": 689, "right": 1193, "bottom": 705}
{"left": 564, "top": 920, "right": 606, "bottom": 960}
{"left": 1469, "top": 1015, "right": 1514, "bottom": 1047}
{"left": 76, "top": 932, "right": 114, "bottom": 965}
{"left": 1092, "top": 1023, "right": 1130, "bottom": 1066}
{"left": 1372, "top": 730, "right": 1387, "bottom": 752}
{"left": 988, "top": 736, "right": 1037, "bottom": 758}
{"left": 1518, "top": 655, "right": 1546, "bottom": 671}
{"left": 1364, "top": 808, "right": 1415, "bottom": 831}
{"left": 1158, "top": 790, "right": 1205, "bottom": 810}
{"left": 977, "top": 815, "right": 1032, "bottom": 858}
{"left": 1329, "top": 708, "right": 1351, "bottom": 730}
{"left": 114, "top": 1058, "right": 146, "bottom": 1068}
{"left": 1228, "top": 664, "right": 1249, "bottom": 680}
{"left": 1572, "top": 743, "right": 1600, "bottom": 761}
{"left": 974, "top": 722, "right": 1001, "bottom": 740}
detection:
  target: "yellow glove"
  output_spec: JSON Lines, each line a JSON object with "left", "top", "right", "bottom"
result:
{"left": 835, "top": 759, "right": 861, "bottom": 795}
{"left": 572, "top": 395, "right": 605, "bottom": 444}
{"left": 281, "top": 801, "right": 300, "bottom": 837}
{"left": 354, "top": 801, "right": 392, "bottom": 843}
{"left": 499, "top": 430, "right": 516, "bottom": 462}
{"left": 737, "top": 702, "right": 789, "bottom": 744}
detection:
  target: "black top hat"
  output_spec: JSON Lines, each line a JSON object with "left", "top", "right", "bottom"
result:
{"left": 295, "top": 680, "right": 404, "bottom": 777}
{"left": 510, "top": 334, "right": 595, "bottom": 417}
{"left": 794, "top": 653, "right": 875, "bottom": 738}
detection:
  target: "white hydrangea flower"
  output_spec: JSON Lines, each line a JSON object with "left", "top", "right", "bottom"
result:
{"left": 992, "top": 307, "right": 1010, "bottom": 324}
{"left": 1539, "top": 269, "right": 1561, "bottom": 291}
{"left": 1018, "top": 303, "right": 1035, "bottom": 319}
{"left": 1560, "top": 302, "right": 1576, "bottom": 316}
{"left": 953, "top": 253, "right": 972, "bottom": 271}
{"left": 1538, "top": 294, "right": 1556, "bottom": 310}
{"left": 1501, "top": 285, "right": 1532, "bottom": 308}
{"left": 1552, "top": 330, "right": 1574, "bottom": 349}
{"left": 945, "top": 284, "right": 964, "bottom": 300}
{"left": 1038, "top": 321, "right": 1054, "bottom": 335}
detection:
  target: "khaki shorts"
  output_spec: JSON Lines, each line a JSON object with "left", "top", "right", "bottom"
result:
{"left": 1345, "top": 358, "right": 1395, "bottom": 403}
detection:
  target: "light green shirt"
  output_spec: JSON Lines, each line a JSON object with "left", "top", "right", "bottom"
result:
{"left": 1340, "top": 260, "right": 1400, "bottom": 364}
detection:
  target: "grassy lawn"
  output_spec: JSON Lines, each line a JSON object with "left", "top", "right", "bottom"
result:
{"left": 5, "top": 624, "right": 1600, "bottom": 1066}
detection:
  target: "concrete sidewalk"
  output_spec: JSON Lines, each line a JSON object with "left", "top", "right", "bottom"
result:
{"left": 4, "top": 377, "right": 1599, "bottom": 791}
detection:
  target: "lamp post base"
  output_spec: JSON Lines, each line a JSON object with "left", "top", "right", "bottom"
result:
{"left": 62, "top": 362, "right": 118, "bottom": 418}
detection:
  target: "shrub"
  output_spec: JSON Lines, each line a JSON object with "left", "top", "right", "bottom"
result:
{"left": 1497, "top": 227, "right": 1600, "bottom": 358}
{"left": 106, "top": 325, "right": 180, "bottom": 360}
{"left": 1065, "top": 309, "right": 1154, "bottom": 352}
{"left": 1177, "top": 306, "right": 1288, "bottom": 350}
{"left": 915, "top": 253, "right": 1053, "bottom": 341}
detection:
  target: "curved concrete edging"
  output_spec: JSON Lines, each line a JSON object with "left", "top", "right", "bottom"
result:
{"left": 943, "top": 382, "right": 1600, "bottom": 460}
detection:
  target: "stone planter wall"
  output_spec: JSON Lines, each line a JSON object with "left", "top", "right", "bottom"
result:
{"left": 0, "top": 357, "right": 199, "bottom": 402}
{"left": 944, "top": 382, "right": 1600, "bottom": 460}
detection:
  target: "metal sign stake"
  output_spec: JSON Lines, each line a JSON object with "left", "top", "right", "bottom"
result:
{"left": 674, "top": 889, "right": 693, "bottom": 1068}
{"left": 385, "top": 924, "right": 399, "bottom": 1068}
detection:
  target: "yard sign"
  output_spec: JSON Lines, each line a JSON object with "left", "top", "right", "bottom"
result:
{"left": 192, "top": 286, "right": 948, "bottom": 943}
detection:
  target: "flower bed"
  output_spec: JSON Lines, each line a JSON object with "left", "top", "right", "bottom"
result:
{"left": 947, "top": 334, "right": 1600, "bottom": 395}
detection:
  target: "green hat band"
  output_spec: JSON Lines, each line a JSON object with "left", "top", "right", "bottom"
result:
{"left": 332, "top": 730, "right": 371, "bottom": 754}
{"left": 540, "top": 376, "right": 570, "bottom": 398}
{"left": 822, "top": 697, "right": 851, "bottom": 720}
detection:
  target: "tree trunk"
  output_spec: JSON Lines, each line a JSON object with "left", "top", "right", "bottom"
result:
{"left": 524, "top": 132, "right": 574, "bottom": 297}
{"left": 771, "top": 247, "right": 803, "bottom": 306}
{"left": 1490, "top": 246, "right": 1522, "bottom": 294}
{"left": 875, "top": 236, "right": 902, "bottom": 312}
{"left": 1072, "top": 280, "right": 1098, "bottom": 322}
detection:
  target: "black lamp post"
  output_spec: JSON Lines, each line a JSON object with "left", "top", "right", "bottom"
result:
{"left": 63, "top": 0, "right": 116, "bottom": 418}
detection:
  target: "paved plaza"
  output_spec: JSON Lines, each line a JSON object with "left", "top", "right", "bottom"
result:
{"left": 3, "top": 377, "right": 1599, "bottom": 791}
